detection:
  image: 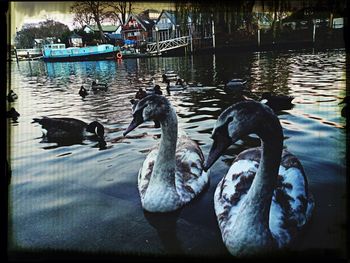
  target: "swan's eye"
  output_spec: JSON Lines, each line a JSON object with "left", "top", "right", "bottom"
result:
{"left": 227, "top": 116, "right": 233, "bottom": 123}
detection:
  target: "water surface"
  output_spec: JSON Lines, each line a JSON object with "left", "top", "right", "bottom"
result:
{"left": 8, "top": 49, "right": 347, "bottom": 258}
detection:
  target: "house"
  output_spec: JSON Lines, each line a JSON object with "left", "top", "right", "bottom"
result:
{"left": 282, "top": 7, "right": 343, "bottom": 30}
{"left": 122, "top": 13, "right": 155, "bottom": 43}
{"left": 142, "top": 9, "right": 161, "bottom": 21}
{"left": 33, "top": 38, "right": 44, "bottom": 48}
{"left": 83, "top": 25, "right": 119, "bottom": 34}
{"left": 153, "top": 10, "right": 182, "bottom": 41}
{"left": 69, "top": 32, "right": 83, "bottom": 47}
{"left": 254, "top": 13, "right": 273, "bottom": 30}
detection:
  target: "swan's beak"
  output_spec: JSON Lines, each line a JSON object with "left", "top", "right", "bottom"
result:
{"left": 204, "top": 135, "right": 232, "bottom": 172}
{"left": 123, "top": 117, "right": 142, "bottom": 136}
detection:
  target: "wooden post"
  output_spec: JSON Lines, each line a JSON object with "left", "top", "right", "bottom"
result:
{"left": 14, "top": 47, "right": 19, "bottom": 63}
{"left": 312, "top": 21, "right": 316, "bottom": 43}
{"left": 212, "top": 19, "right": 216, "bottom": 49}
{"left": 156, "top": 28, "right": 160, "bottom": 55}
{"left": 189, "top": 25, "right": 193, "bottom": 53}
{"left": 258, "top": 29, "right": 261, "bottom": 47}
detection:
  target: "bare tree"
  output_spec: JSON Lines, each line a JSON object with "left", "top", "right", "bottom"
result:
{"left": 71, "top": 1, "right": 109, "bottom": 43}
{"left": 105, "top": 1, "right": 134, "bottom": 26}
{"left": 71, "top": 4, "right": 94, "bottom": 29}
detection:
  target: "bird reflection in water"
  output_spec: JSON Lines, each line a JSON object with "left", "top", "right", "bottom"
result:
{"left": 143, "top": 209, "right": 183, "bottom": 255}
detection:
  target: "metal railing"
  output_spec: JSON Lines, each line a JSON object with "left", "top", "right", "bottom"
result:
{"left": 147, "top": 36, "right": 189, "bottom": 54}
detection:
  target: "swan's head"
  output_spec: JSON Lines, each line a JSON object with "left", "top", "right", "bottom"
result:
{"left": 86, "top": 121, "right": 106, "bottom": 149}
{"left": 86, "top": 121, "right": 105, "bottom": 138}
{"left": 204, "top": 101, "right": 283, "bottom": 171}
{"left": 123, "top": 94, "right": 170, "bottom": 136}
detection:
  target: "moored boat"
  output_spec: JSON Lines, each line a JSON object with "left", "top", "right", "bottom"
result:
{"left": 42, "top": 43, "right": 120, "bottom": 62}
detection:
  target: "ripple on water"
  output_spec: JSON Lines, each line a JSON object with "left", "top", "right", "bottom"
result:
{"left": 8, "top": 50, "right": 347, "bottom": 256}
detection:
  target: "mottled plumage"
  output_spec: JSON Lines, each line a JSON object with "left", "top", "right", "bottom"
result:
{"left": 124, "top": 95, "right": 209, "bottom": 212}
{"left": 205, "top": 101, "right": 314, "bottom": 256}
{"left": 215, "top": 147, "right": 313, "bottom": 249}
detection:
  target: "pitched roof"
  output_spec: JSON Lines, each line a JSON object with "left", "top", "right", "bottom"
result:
{"left": 156, "top": 10, "right": 177, "bottom": 25}
{"left": 124, "top": 13, "right": 155, "bottom": 31}
{"left": 85, "top": 25, "right": 119, "bottom": 32}
{"left": 69, "top": 32, "right": 82, "bottom": 39}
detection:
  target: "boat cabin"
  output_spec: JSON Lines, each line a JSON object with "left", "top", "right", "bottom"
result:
{"left": 43, "top": 44, "right": 66, "bottom": 50}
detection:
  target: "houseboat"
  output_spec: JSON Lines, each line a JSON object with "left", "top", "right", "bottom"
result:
{"left": 42, "top": 43, "right": 120, "bottom": 62}
{"left": 15, "top": 48, "right": 43, "bottom": 60}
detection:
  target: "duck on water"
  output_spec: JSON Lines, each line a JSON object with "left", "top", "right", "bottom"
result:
{"left": 260, "top": 92, "right": 294, "bottom": 112}
{"left": 32, "top": 117, "right": 106, "bottom": 149}
{"left": 92, "top": 80, "right": 108, "bottom": 91}
{"left": 224, "top": 79, "right": 247, "bottom": 91}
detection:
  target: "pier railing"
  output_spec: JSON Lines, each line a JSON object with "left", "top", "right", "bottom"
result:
{"left": 147, "top": 36, "right": 189, "bottom": 54}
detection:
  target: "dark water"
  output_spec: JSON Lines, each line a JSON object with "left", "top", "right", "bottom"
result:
{"left": 8, "top": 49, "right": 347, "bottom": 258}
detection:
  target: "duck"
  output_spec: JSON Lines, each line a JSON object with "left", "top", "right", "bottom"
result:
{"left": 204, "top": 100, "right": 314, "bottom": 257}
{"left": 91, "top": 80, "right": 108, "bottom": 91}
{"left": 166, "top": 80, "right": 187, "bottom": 92}
{"left": 163, "top": 72, "right": 178, "bottom": 81}
{"left": 148, "top": 77, "right": 156, "bottom": 86}
{"left": 123, "top": 94, "right": 209, "bottom": 212}
{"left": 162, "top": 74, "right": 168, "bottom": 83}
{"left": 225, "top": 79, "right": 247, "bottom": 91}
{"left": 6, "top": 107, "right": 20, "bottom": 120}
{"left": 79, "top": 86, "right": 88, "bottom": 98}
{"left": 32, "top": 117, "right": 106, "bottom": 148}
{"left": 261, "top": 92, "right": 294, "bottom": 112}
{"left": 339, "top": 96, "right": 349, "bottom": 118}
{"left": 7, "top": 90, "right": 18, "bottom": 102}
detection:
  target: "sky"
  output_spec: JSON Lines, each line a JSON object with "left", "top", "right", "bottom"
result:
{"left": 9, "top": 1, "right": 176, "bottom": 44}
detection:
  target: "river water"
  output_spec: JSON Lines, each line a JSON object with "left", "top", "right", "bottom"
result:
{"left": 7, "top": 49, "right": 347, "bottom": 259}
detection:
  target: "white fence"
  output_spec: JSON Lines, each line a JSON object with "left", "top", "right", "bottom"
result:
{"left": 147, "top": 36, "right": 189, "bottom": 54}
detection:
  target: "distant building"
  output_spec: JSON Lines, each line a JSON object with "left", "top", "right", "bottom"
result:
{"left": 83, "top": 25, "right": 119, "bottom": 34}
{"left": 45, "top": 37, "right": 57, "bottom": 44}
{"left": 33, "top": 38, "right": 44, "bottom": 48}
{"left": 69, "top": 32, "right": 83, "bottom": 47}
{"left": 282, "top": 7, "right": 344, "bottom": 29}
{"left": 142, "top": 9, "right": 161, "bottom": 21}
{"left": 122, "top": 13, "right": 155, "bottom": 43}
{"left": 153, "top": 10, "right": 182, "bottom": 41}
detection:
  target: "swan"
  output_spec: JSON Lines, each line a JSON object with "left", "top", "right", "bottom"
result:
{"left": 32, "top": 117, "right": 106, "bottom": 148}
{"left": 204, "top": 100, "right": 314, "bottom": 256}
{"left": 123, "top": 94, "right": 209, "bottom": 212}
{"left": 261, "top": 92, "right": 294, "bottom": 112}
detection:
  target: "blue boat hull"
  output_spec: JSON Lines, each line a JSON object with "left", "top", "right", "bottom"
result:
{"left": 43, "top": 50, "right": 117, "bottom": 62}
{"left": 42, "top": 44, "right": 119, "bottom": 62}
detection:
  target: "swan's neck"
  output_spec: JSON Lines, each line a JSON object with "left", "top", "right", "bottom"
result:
{"left": 245, "top": 140, "right": 282, "bottom": 221}
{"left": 227, "top": 135, "right": 283, "bottom": 255}
{"left": 152, "top": 106, "right": 178, "bottom": 186}
{"left": 143, "top": 106, "right": 180, "bottom": 212}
